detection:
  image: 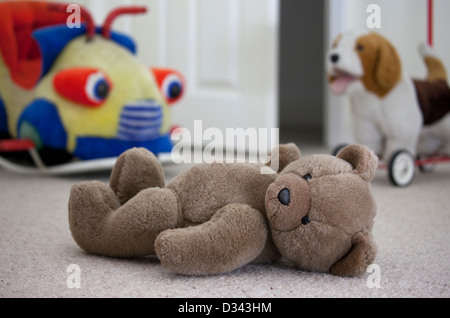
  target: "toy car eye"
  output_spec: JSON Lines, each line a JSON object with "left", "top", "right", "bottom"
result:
{"left": 54, "top": 68, "right": 112, "bottom": 107}
{"left": 162, "top": 74, "right": 184, "bottom": 103}
{"left": 152, "top": 68, "right": 185, "bottom": 105}
{"left": 303, "top": 174, "right": 312, "bottom": 181}
{"left": 86, "top": 72, "right": 111, "bottom": 104}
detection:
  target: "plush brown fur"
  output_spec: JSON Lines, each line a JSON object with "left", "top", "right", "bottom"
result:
{"left": 414, "top": 79, "right": 450, "bottom": 126}
{"left": 266, "top": 145, "right": 378, "bottom": 276}
{"left": 69, "top": 144, "right": 378, "bottom": 276}
{"left": 424, "top": 56, "right": 448, "bottom": 82}
{"left": 355, "top": 32, "right": 402, "bottom": 98}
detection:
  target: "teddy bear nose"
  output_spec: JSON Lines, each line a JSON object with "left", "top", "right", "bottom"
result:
{"left": 278, "top": 188, "right": 290, "bottom": 205}
{"left": 265, "top": 173, "right": 311, "bottom": 232}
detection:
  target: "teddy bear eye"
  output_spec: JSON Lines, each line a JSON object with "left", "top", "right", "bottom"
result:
{"left": 356, "top": 44, "right": 364, "bottom": 51}
{"left": 301, "top": 215, "right": 310, "bottom": 225}
{"left": 303, "top": 174, "right": 312, "bottom": 181}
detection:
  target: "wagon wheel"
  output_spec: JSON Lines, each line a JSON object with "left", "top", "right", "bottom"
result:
{"left": 417, "top": 155, "right": 436, "bottom": 173}
{"left": 388, "top": 150, "right": 415, "bottom": 187}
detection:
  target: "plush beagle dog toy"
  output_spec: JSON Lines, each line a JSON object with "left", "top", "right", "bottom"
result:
{"left": 327, "top": 31, "right": 450, "bottom": 161}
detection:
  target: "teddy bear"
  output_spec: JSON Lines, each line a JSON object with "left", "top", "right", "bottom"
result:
{"left": 68, "top": 143, "right": 378, "bottom": 277}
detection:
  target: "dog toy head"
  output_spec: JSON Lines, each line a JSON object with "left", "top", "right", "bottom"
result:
{"left": 327, "top": 31, "right": 402, "bottom": 98}
{"left": 265, "top": 144, "right": 378, "bottom": 276}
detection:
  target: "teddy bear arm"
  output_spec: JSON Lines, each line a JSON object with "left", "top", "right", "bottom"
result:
{"left": 69, "top": 181, "right": 181, "bottom": 258}
{"left": 154, "top": 203, "right": 269, "bottom": 275}
{"left": 330, "top": 231, "right": 377, "bottom": 277}
{"left": 250, "top": 232, "right": 281, "bottom": 264}
{"left": 109, "top": 147, "right": 165, "bottom": 205}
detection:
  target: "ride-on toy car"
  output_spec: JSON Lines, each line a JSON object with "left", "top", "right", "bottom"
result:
{"left": 0, "top": 1, "right": 184, "bottom": 175}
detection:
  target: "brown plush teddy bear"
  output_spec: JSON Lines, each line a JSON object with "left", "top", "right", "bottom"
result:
{"left": 68, "top": 143, "right": 378, "bottom": 276}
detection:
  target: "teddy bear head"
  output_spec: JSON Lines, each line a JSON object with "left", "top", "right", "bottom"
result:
{"left": 265, "top": 145, "right": 378, "bottom": 276}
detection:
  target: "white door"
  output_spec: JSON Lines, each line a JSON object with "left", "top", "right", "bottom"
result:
{"left": 77, "top": 0, "right": 280, "bottom": 152}
{"left": 156, "top": 0, "right": 280, "bottom": 152}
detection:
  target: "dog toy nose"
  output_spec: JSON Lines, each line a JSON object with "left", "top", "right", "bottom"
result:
{"left": 330, "top": 54, "right": 339, "bottom": 63}
{"left": 278, "top": 188, "right": 290, "bottom": 206}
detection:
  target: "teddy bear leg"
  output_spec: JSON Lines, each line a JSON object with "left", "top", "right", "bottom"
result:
{"left": 110, "top": 148, "right": 165, "bottom": 205}
{"left": 155, "top": 203, "right": 268, "bottom": 275}
{"left": 69, "top": 181, "right": 182, "bottom": 257}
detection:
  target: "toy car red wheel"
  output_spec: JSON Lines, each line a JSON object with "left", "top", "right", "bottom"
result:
{"left": 388, "top": 150, "right": 415, "bottom": 187}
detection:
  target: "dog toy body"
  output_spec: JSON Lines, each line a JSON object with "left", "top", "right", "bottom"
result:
{"left": 328, "top": 31, "right": 450, "bottom": 161}
{"left": 69, "top": 144, "right": 378, "bottom": 277}
{"left": 0, "top": 1, "right": 184, "bottom": 164}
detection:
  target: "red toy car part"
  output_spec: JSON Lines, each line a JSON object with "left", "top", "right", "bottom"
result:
{"left": 54, "top": 68, "right": 112, "bottom": 107}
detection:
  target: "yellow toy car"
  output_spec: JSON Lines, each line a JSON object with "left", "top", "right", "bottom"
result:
{"left": 0, "top": 1, "right": 184, "bottom": 167}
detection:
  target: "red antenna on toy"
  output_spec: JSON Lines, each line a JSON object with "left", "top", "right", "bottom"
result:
{"left": 427, "top": 0, "right": 434, "bottom": 47}
{"left": 47, "top": 3, "right": 96, "bottom": 41}
{"left": 102, "top": 7, "right": 147, "bottom": 39}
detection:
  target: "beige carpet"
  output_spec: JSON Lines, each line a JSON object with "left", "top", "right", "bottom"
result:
{"left": 0, "top": 147, "right": 449, "bottom": 298}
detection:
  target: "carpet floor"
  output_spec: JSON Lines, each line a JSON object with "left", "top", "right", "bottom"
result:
{"left": 1, "top": 147, "right": 449, "bottom": 298}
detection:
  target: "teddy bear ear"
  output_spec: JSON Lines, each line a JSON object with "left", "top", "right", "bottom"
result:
{"left": 266, "top": 143, "right": 302, "bottom": 173}
{"left": 337, "top": 145, "right": 378, "bottom": 182}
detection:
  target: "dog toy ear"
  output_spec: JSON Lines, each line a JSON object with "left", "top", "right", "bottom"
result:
{"left": 375, "top": 34, "right": 402, "bottom": 91}
{"left": 337, "top": 145, "right": 378, "bottom": 182}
